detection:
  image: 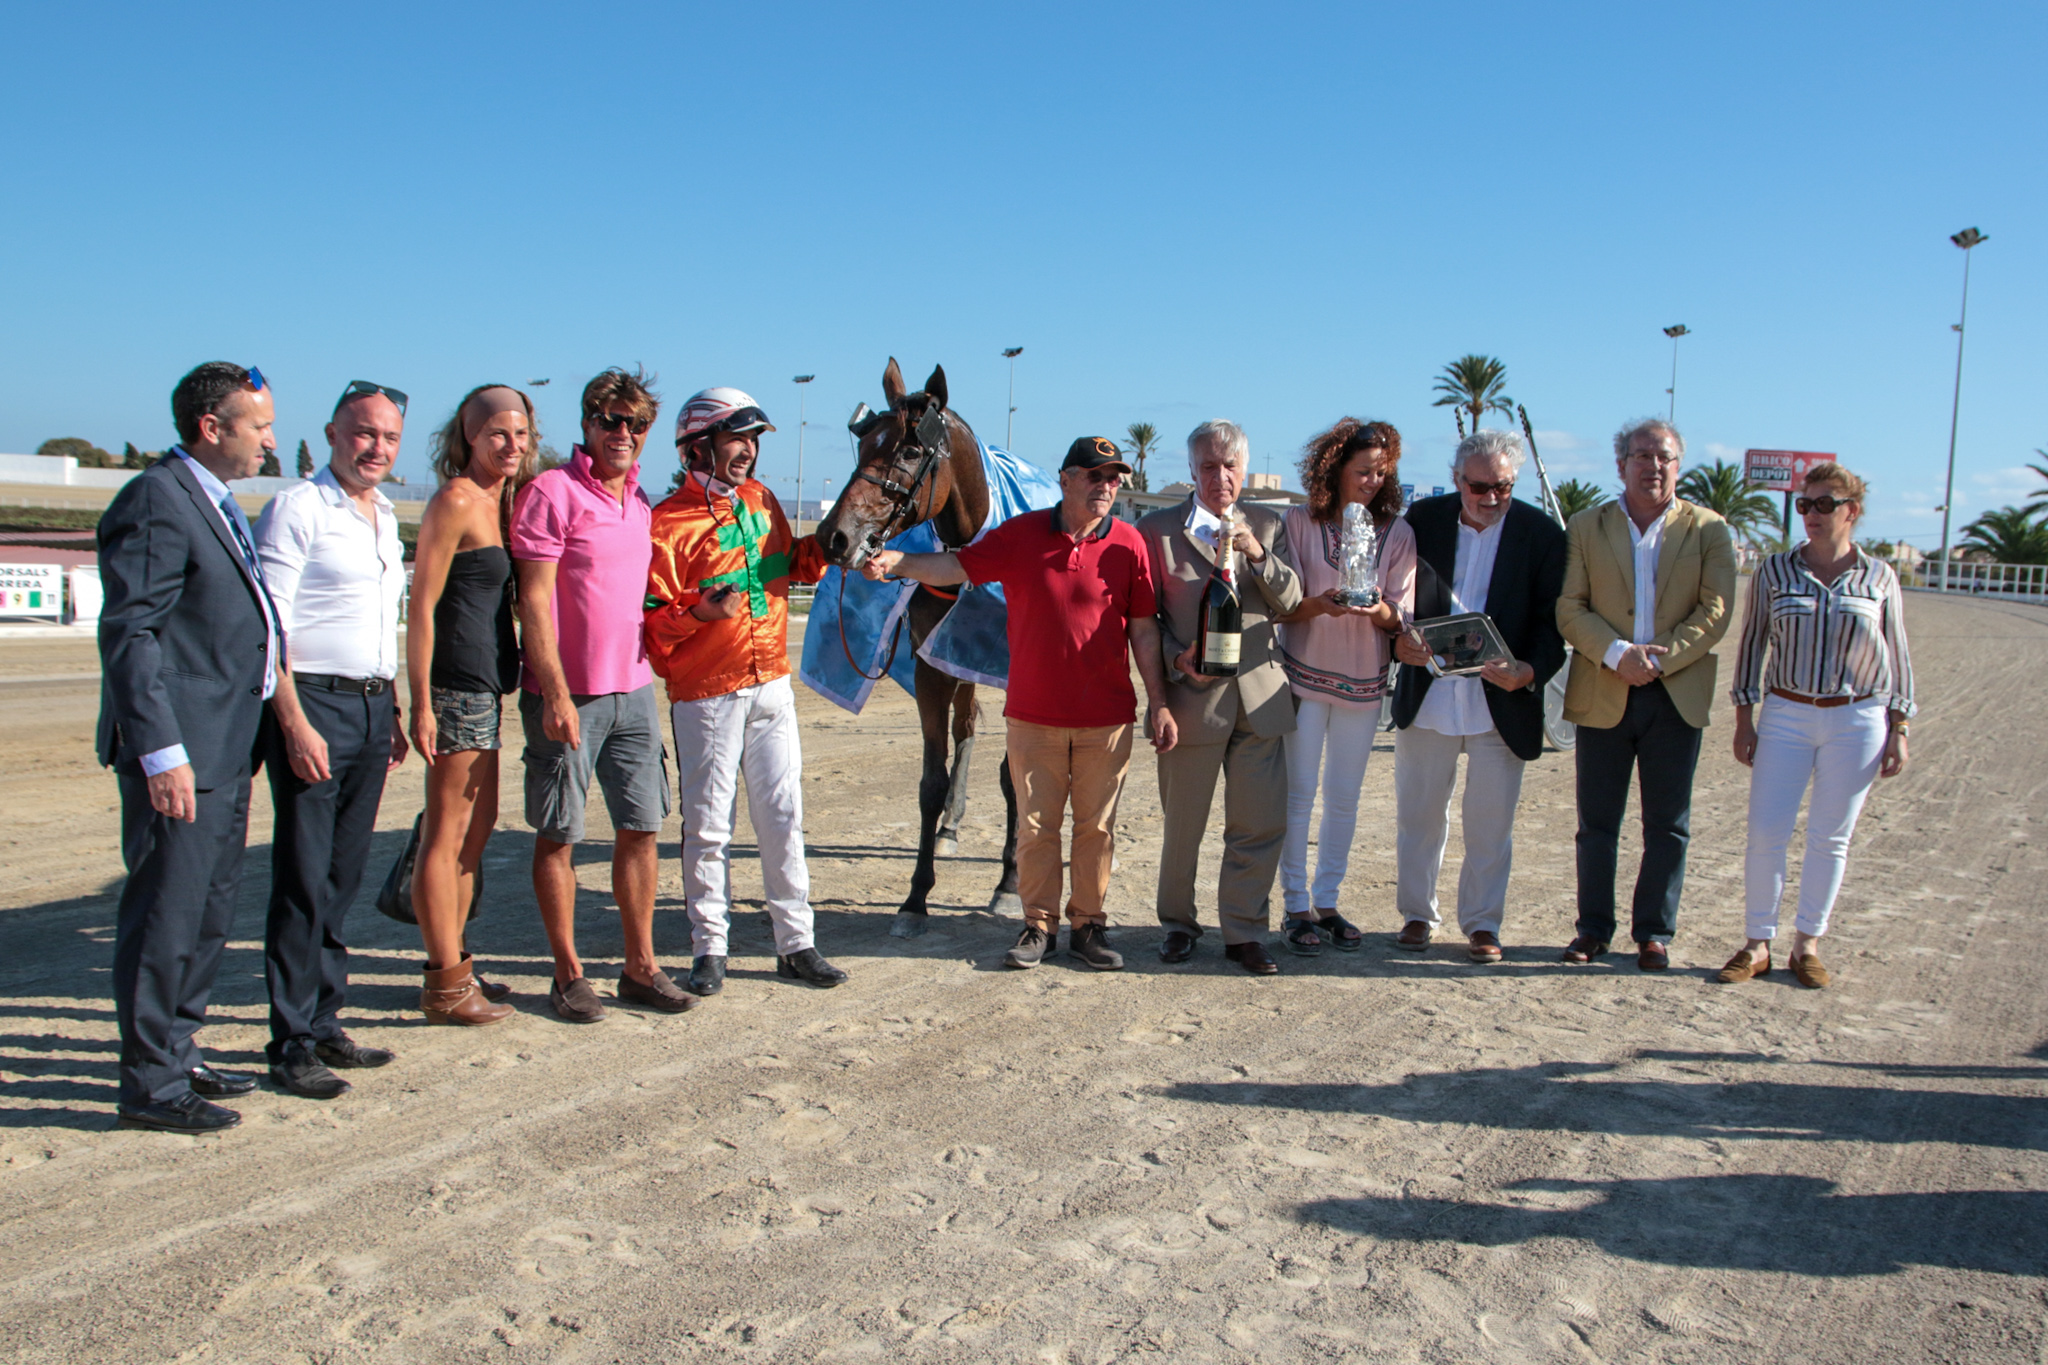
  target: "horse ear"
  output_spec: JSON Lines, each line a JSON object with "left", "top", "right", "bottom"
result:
{"left": 925, "top": 364, "right": 948, "bottom": 410}
{"left": 882, "top": 358, "right": 906, "bottom": 410}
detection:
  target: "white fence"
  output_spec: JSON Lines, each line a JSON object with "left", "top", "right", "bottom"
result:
{"left": 1889, "top": 556, "right": 2047, "bottom": 604}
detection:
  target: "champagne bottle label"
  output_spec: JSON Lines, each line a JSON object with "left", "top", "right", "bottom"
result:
{"left": 1202, "top": 631, "right": 1241, "bottom": 667}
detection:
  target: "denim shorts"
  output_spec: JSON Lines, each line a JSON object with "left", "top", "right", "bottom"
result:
{"left": 430, "top": 687, "right": 502, "bottom": 753}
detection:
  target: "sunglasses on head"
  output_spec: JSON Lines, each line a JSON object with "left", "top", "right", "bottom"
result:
{"left": 590, "top": 411, "right": 652, "bottom": 435}
{"left": 333, "top": 379, "right": 408, "bottom": 416}
{"left": 1796, "top": 494, "right": 1853, "bottom": 515}
{"left": 245, "top": 366, "right": 267, "bottom": 393}
{"left": 1462, "top": 477, "right": 1515, "bottom": 497}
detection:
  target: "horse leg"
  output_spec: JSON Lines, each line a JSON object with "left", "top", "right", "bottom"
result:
{"left": 990, "top": 751, "right": 1023, "bottom": 917}
{"left": 892, "top": 659, "right": 954, "bottom": 939}
{"left": 934, "top": 687, "right": 978, "bottom": 857}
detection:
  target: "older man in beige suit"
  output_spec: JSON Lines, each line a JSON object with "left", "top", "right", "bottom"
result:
{"left": 1557, "top": 418, "right": 1736, "bottom": 971}
{"left": 1137, "top": 420, "right": 1304, "bottom": 975}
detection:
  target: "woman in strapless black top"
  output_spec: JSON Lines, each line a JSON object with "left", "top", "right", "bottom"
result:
{"left": 402, "top": 384, "right": 538, "bottom": 1027}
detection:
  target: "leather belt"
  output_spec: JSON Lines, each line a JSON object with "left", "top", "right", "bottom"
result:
{"left": 296, "top": 672, "right": 389, "bottom": 695}
{"left": 1769, "top": 686, "right": 1872, "bottom": 709}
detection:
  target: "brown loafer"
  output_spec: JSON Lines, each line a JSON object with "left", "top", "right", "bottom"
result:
{"left": 550, "top": 975, "right": 607, "bottom": 1023}
{"left": 1636, "top": 941, "right": 1670, "bottom": 972}
{"left": 1790, "top": 952, "right": 1830, "bottom": 989}
{"left": 1560, "top": 935, "right": 1609, "bottom": 963}
{"left": 1223, "top": 940, "right": 1281, "bottom": 976}
{"left": 1715, "top": 947, "right": 1771, "bottom": 984}
{"left": 1396, "top": 920, "right": 1433, "bottom": 951}
{"left": 618, "top": 968, "right": 700, "bottom": 1014}
{"left": 1467, "top": 931, "right": 1503, "bottom": 963}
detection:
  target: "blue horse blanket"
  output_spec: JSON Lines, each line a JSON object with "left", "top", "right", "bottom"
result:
{"left": 799, "top": 442, "right": 1061, "bottom": 713}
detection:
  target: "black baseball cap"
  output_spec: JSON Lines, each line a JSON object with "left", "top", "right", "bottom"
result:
{"left": 1061, "top": 436, "right": 1133, "bottom": 474}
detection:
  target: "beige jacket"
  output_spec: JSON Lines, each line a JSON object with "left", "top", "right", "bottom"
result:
{"left": 1557, "top": 498, "right": 1737, "bottom": 730}
{"left": 1137, "top": 498, "right": 1304, "bottom": 742}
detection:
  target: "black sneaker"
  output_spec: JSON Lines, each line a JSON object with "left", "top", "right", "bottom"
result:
{"left": 1070, "top": 923, "right": 1124, "bottom": 971}
{"left": 687, "top": 954, "right": 728, "bottom": 996}
{"left": 1003, "top": 925, "right": 1052, "bottom": 970}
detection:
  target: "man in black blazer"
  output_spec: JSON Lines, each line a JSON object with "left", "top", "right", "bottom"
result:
{"left": 98, "top": 361, "right": 281, "bottom": 1132}
{"left": 1388, "top": 430, "right": 1567, "bottom": 961}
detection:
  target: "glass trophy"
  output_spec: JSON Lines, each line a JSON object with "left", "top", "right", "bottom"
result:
{"left": 1331, "top": 502, "right": 1382, "bottom": 607}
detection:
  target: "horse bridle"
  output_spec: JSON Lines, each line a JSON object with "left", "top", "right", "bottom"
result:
{"left": 846, "top": 398, "right": 952, "bottom": 554}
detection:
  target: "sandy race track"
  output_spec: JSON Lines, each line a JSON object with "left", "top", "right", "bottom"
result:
{"left": 0, "top": 591, "right": 2044, "bottom": 1364}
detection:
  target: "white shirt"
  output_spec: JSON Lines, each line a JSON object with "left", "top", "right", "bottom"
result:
{"left": 1413, "top": 514, "right": 1505, "bottom": 737}
{"left": 1601, "top": 503, "right": 1670, "bottom": 670}
{"left": 254, "top": 466, "right": 403, "bottom": 679}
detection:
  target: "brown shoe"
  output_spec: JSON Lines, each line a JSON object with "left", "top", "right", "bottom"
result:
{"left": 617, "top": 968, "right": 700, "bottom": 1014}
{"left": 1467, "top": 931, "right": 1503, "bottom": 963}
{"left": 550, "top": 976, "right": 607, "bottom": 1023}
{"left": 1396, "top": 920, "right": 1433, "bottom": 951}
{"left": 421, "top": 956, "right": 513, "bottom": 1026}
{"left": 1560, "top": 935, "right": 1610, "bottom": 963}
{"left": 1790, "top": 952, "right": 1831, "bottom": 989}
{"left": 1715, "top": 946, "right": 1771, "bottom": 984}
{"left": 473, "top": 969, "right": 513, "bottom": 1003}
{"left": 1223, "top": 940, "right": 1281, "bottom": 976}
{"left": 1636, "top": 941, "right": 1670, "bottom": 972}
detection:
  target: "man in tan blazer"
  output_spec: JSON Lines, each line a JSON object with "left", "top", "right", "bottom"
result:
{"left": 1138, "top": 420, "right": 1303, "bottom": 975}
{"left": 1557, "top": 418, "right": 1736, "bottom": 970}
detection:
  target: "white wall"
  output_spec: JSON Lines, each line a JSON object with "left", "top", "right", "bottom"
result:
{"left": 0, "top": 454, "right": 140, "bottom": 489}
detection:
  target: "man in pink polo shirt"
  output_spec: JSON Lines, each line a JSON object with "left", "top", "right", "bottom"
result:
{"left": 864, "top": 437, "right": 1177, "bottom": 972}
{"left": 512, "top": 368, "right": 695, "bottom": 1022}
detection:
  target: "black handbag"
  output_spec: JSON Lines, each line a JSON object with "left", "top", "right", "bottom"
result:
{"left": 374, "top": 812, "right": 482, "bottom": 924}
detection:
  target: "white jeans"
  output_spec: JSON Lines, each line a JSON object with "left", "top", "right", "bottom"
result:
{"left": 670, "top": 675, "right": 813, "bottom": 957}
{"left": 1394, "top": 723, "right": 1526, "bottom": 935}
{"left": 1743, "top": 695, "right": 1886, "bottom": 940}
{"left": 1281, "top": 699, "right": 1382, "bottom": 918}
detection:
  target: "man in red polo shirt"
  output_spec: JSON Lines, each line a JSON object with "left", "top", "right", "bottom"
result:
{"left": 864, "top": 437, "right": 1177, "bottom": 971}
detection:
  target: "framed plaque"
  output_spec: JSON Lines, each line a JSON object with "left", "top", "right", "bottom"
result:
{"left": 1412, "top": 612, "right": 1512, "bottom": 678}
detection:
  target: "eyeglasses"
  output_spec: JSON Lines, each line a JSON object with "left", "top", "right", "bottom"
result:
{"left": 333, "top": 379, "right": 408, "bottom": 417}
{"left": 1084, "top": 469, "right": 1123, "bottom": 486}
{"left": 1462, "top": 478, "right": 1515, "bottom": 497}
{"left": 590, "top": 412, "right": 653, "bottom": 435}
{"left": 245, "top": 366, "right": 267, "bottom": 393}
{"left": 1628, "top": 450, "right": 1682, "bottom": 466}
{"left": 1795, "top": 495, "right": 1854, "bottom": 515}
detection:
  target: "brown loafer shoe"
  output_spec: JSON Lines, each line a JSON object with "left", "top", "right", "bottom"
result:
{"left": 1467, "top": 931, "right": 1503, "bottom": 963}
{"left": 617, "top": 968, "right": 700, "bottom": 1014}
{"left": 1790, "top": 952, "right": 1830, "bottom": 989}
{"left": 1223, "top": 940, "right": 1281, "bottom": 976}
{"left": 1396, "top": 920, "right": 1433, "bottom": 951}
{"left": 550, "top": 975, "right": 607, "bottom": 1023}
{"left": 1560, "top": 935, "right": 1610, "bottom": 963}
{"left": 1636, "top": 941, "right": 1670, "bottom": 972}
{"left": 1715, "top": 947, "right": 1771, "bottom": 984}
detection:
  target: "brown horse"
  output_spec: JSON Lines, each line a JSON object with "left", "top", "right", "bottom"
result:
{"left": 815, "top": 358, "right": 1022, "bottom": 937}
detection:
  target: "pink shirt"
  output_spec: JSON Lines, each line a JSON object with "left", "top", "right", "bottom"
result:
{"left": 509, "top": 447, "right": 655, "bottom": 696}
{"left": 1276, "top": 504, "right": 1416, "bottom": 709}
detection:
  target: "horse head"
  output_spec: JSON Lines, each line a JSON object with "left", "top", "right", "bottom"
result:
{"left": 816, "top": 357, "right": 986, "bottom": 569}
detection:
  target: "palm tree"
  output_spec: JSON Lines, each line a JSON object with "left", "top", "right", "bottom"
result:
{"left": 1553, "top": 478, "right": 1612, "bottom": 522}
{"left": 1960, "top": 506, "right": 2048, "bottom": 565}
{"left": 1122, "top": 422, "right": 1159, "bottom": 493}
{"left": 1431, "top": 355, "right": 1515, "bottom": 433}
{"left": 2023, "top": 452, "right": 2048, "bottom": 518}
{"left": 1676, "top": 459, "right": 1780, "bottom": 545}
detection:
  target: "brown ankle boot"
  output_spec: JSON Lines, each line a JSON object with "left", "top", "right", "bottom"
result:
{"left": 422, "top": 955, "right": 513, "bottom": 1025}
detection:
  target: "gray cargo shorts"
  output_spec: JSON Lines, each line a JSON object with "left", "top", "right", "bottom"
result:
{"left": 520, "top": 683, "right": 671, "bottom": 845}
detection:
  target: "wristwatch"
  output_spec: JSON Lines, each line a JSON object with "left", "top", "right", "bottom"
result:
{"left": 1891, "top": 720, "right": 1910, "bottom": 736}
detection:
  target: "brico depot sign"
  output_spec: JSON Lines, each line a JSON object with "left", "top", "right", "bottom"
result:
{"left": 0, "top": 563, "right": 62, "bottom": 617}
{"left": 1743, "top": 449, "right": 1835, "bottom": 493}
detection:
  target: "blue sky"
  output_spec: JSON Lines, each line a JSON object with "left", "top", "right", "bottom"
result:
{"left": 3, "top": 2, "right": 2042, "bottom": 542}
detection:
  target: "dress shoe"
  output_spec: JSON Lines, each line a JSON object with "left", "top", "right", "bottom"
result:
{"left": 549, "top": 975, "right": 608, "bottom": 1022}
{"left": 1467, "top": 931, "right": 1503, "bottom": 964}
{"left": 1158, "top": 929, "right": 1196, "bottom": 964}
{"left": 473, "top": 969, "right": 514, "bottom": 1003}
{"left": 1715, "top": 947, "right": 1771, "bottom": 984}
{"left": 1396, "top": 920, "right": 1433, "bottom": 951}
{"left": 314, "top": 1033, "right": 394, "bottom": 1068}
{"left": 1790, "top": 952, "right": 1831, "bottom": 989}
{"left": 1069, "top": 923, "right": 1123, "bottom": 971}
{"left": 188, "top": 1064, "right": 258, "bottom": 1098}
{"left": 687, "top": 955, "right": 728, "bottom": 997}
{"left": 619, "top": 968, "right": 700, "bottom": 1013}
{"left": 118, "top": 1091, "right": 241, "bottom": 1133}
{"left": 776, "top": 948, "right": 849, "bottom": 987}
{"left": 1224, "top": 940, "right": 1281, "bottom": 976}
{"left": 1560, "top": 935, "right": 1610, "bottom": 964}
{"left": 271, "top": 1038, "right": 352, "bottom": 1100}
{"left": 1003, "top": 925, "right": 1052, "bottom": 970}
{"left": 1636, "top": 941, "right": 1671, "bottom": 972}
{"left": 424, "top": 956, "right": 515, "bottom": 1025}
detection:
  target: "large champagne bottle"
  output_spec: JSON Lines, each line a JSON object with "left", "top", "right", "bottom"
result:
{"left": 1194, "top": 519, "right": 1242, "bottom": 677}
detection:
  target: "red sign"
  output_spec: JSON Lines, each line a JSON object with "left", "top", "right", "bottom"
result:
{"left": 1743, "top": 449, "right": 1834, "bottom": 493}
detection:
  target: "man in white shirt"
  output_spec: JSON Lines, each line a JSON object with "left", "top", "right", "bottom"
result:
{"left": 1388, "top": 431, "right": 1567, "bottom": 962}
{"left": 253, "top": 381, "right": 411, "bottom": 1098}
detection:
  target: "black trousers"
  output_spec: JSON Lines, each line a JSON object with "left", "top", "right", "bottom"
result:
{"left": 114, "top": 767, "right": 253, "bottom": 1109}
{"left": 263, "top": 685, "right": 394, "bottom": 1061}
{"left": 1573, "top": 680, "right": 1703, "bottom": 946}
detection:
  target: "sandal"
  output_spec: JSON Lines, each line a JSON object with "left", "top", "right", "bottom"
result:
{"left": 1315, "top": 911, "right": 1364, "bottom": 952}
{"left": 1283, "top": 917, "right": 1324, "bottom": 956}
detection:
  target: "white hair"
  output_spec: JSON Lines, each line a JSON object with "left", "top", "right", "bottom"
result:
{"left": 1187, "top": 419, "right": 1248, "bottom": 471}
{"left": 1613, "top": 417, "right": 1685, "bottom": 462}
{"left": 1453, "top": 429, "right": 1525, "bottom": 479}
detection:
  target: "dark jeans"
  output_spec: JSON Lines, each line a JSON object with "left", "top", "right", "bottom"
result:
{"left": 1573, "top": 680, "right": 1703, "bottom": 946}
{"left": 114, "top": 767, "right": 253, "bottom": 1109}
{"left": 264, "top": 685, "right": 394, "bottom": 1061}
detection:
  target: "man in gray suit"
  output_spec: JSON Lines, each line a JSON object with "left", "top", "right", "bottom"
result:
{"left": 1137, "top": 420, "right": 1303, "bottom": 975}
{"left": 98, "top": 362, "right": 281, "bottom": 1132}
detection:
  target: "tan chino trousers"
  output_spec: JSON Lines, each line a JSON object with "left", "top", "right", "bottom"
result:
{"left": 1006, "top": 719, "right": 1134, "bottom": 930}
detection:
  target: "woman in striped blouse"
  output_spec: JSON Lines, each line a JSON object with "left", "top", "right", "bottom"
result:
{"left": 1719, "top": 462, "right": 1913, "bottom": 989}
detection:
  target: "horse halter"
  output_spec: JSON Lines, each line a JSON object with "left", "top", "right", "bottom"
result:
{"left": 846, "top": 397, "right": 951, "bottom": 551}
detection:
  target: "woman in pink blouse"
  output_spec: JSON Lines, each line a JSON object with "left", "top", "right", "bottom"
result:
{"left": 1274, "top": 420, "right": 1416, "bottom": 954}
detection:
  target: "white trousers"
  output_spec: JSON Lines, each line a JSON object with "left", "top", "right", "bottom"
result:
{"left": 670, "top": 675, "right": 813, "bottom": 957}
{"left": 1281, "top": 699, "right": 1382, "bottom": 918}
{"left": 1743, "top": 695, "right": 1886, "bottom": 940}
{"left": 1394, "top": 723, "right": 1526, "bottom": 935}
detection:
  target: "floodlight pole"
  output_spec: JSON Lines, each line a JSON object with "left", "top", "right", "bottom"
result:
{"left": 1938, "top": 228, "right": 1987, "bottom": 592}
{"left": 793, "top": 375, "right": 814, "bottom": 530}
{"left": 1002, "top": 347, "right": 1024, "bottom": 449}
{"left": 1663, "top": 325, "right": 1690, "bottom": 423}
